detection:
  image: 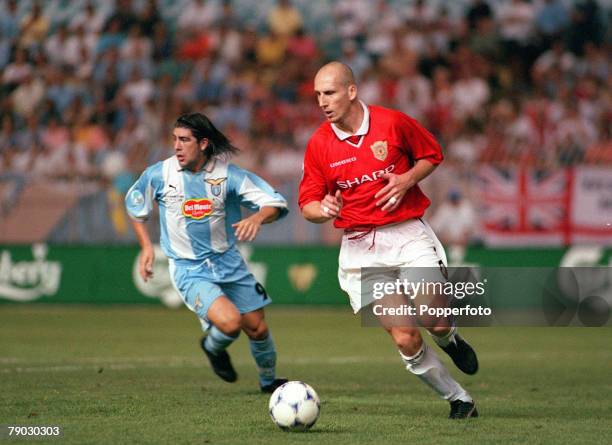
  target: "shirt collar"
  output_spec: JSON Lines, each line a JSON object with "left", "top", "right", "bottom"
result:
{"left": 331, "top": 101, "right": 370, "bottom": 141}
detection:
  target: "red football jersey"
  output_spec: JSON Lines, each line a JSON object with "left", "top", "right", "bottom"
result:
{"left": 299, "top": 104, "right": 443, "bottom": 229}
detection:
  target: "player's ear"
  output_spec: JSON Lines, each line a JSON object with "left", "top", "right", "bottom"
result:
{"left": 200, "top": 138, "right": 209, "bottom": 152}
{"left": 348, "top": 84, "right": 357, "bottom": 101}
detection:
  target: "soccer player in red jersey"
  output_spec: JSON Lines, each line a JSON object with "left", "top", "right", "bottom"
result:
{"left": 299, "top": 62, "right": 479, "bottom": 419}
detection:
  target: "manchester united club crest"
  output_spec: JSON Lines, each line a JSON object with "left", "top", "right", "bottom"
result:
{"left": 370, "top": 140, "right": 388, "bottom": 161}
{"left": 205, "top": 178, "right": 226, "bottom": 196}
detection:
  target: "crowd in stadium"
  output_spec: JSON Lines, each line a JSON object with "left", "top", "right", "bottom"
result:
{"left": 0, "top": 0, "right": 609, "bottom": 215}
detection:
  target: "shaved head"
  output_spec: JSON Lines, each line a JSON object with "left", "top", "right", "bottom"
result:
{"left": 313, "top": 61, "right": 362, "bottom": 132}
{"left": 315, "top": 61, "right": 355, "bottom": 87}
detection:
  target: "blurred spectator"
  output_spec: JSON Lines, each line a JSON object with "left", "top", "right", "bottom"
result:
{"left": 120, "top": 68, "right": 155, "bottom": 110}
{"left": 395, "top": 60, "right": 431, "bottom": 122}
{"left": 358, "top": 67, "right": 381, "bottom": 105}
{"left": 40, "top": 117, "right": 70, "bottom": 152}
{"left": 218, "top": 0, "right": 240, "bottom": 29}
{"left": 333, "top": 0, "right": 371, "bottom": 42}
{"left": 268, "top": 0, "right": 303, "bottom": 38}
{"left": 97, "top": 18, "right": 127, "bottom": 55}
{"left": 425, "top": 66, "right": 455, "bottom": 140}
{"left": 44, "top": 24, "right": 71, "bottom": 67}
{"left": 402, "top": 23, "right": 429, "bottom": 57}
{"left": 497, "top": 0, "right": 537, "bottom": 84}
{"left": 532, "top": 39, "right": 577, "bottom": 82}
{"left": 430, "top": 6, "right": 458, "bottom": 53}
{"left": 339, "top": 40, "right": 370, "bottom": 81}
{"left": 72, "top": 114, "right": 109, "bottom": 153}
{"left": 0, "top": 0, "right": 20, "bottom": 69}
{"left": 261, "top": 140, "right": 303, "bottom": 179}
{"left": 138, "top": 0, "right": 162, "bottom": 36}
{"left": 120, "top": 24, "right": 153, "bottom": 61}
{"left": 2, "top": 48, "right": 33, "bottom": 88}
{"left": 69, "top": 2, "right": 106, "bottom": 35}
{"left": 466, "top": 0, "right": 492, "bottom": 31}
{"left": 11, "top": 72, "right": 45, "bottom": 118}
{"left": 101, "top": 143, "right": 134, "bottom": 236}
{"left": 430, "top": 189, "right": 478, "bottom": 260}
{"left": 469, "top": 15, "right": 502, "bottom": 61}
{"left": 380, "top": 28, "right": 418, "bottom": 78}
{"left": 19, "top": 1, "right": 50, "bottom": 51}
{"left": 256, "top": 29, "right": 287, "bottom": 67}
{"left": 151, "top": 22, "right": 174, "bottom": 63}
{"left": 113, "top": 111, "right": 147, "bottom": 154}
{"left": 498, "top": 0, "right": 536, "bottom": 49}
{"left": 556, "top": 102, "right": 598, "bottom": 165}
{"left": 46, "top": 68, "right": 77, "bottom": 116}
{"left": 451, "top": 65, "right": 490, "bottom": 119}
{"left": 568, "top": 0, "right": 605, "bottom": 55}
{"left": 65, "top": 25, "right": 97, "bottom": 71}
{"left": 0, "top": 116, "right": 17, "bottom": 151}
{"left": 0, "top": 0, "right": 20, "bottom": 42}
{"left": 363, "top": 0, "right": 402, "bottom": 60}
{"left": 211, "top": 23, "right": 243, "bottom": 64}
{"left": 576, "top": 42, "right": 608, "bottom": 81}
{"left": 446, "top": 120, "right": 486, "bottom": 164}
{"left": 535, "top": 0, "right": 570, "bottom": 45}
{"left": 214, "top": 90, "right": 252, "bottom": 132}
{"left": 177, "top": 0, "right": 218, "bottom": 32}
{"left": 177, "top": 29, "right": 212, "bottom": 61}
{"left": 103, "top": 0, "right": 139, "bottom": 34}
{"left": 287, "top": 27, "right": 318, "bottom": 63}
{"left": 140, "top": 98, "right": 163, "bottom": 146}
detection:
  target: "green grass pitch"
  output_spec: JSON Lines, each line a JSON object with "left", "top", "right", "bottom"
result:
{"left": 1, "top": 305, "right": 611, "bottom": 444}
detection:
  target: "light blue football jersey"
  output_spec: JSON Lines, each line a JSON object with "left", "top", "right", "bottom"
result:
{"left": 125, "top": 155, "right": 288, "bottom": 279}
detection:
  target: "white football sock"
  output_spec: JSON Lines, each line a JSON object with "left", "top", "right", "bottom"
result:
{"left": 430, "top": 324, "right": 457, "bottom": 348}
{"left": 399, "top": 342, "right": 472, "bottom": 403}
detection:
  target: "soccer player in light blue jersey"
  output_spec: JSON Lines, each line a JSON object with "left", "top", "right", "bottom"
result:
{"left": 125, "top": 113, "right": 289, "bottom": 393}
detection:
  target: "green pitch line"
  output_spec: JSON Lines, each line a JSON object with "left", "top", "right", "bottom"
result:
{"left": 1, "top": 305, "right": 611, "bottom": 445}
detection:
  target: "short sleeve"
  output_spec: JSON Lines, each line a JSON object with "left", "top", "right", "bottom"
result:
{"left": 298, "top": 139, "right": 328, "bottom": 209}
{"left": 397, "top": 113, "right": 444, "bottom": 165}
{"left": 227, "top": 164, "right": 289, "bottom": 219}
{"left": 125, "top": 168, "right": 156, "bottom": 220}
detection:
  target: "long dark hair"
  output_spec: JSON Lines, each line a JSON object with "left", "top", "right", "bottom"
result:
{"left": 174, "top": 113, "right": 240, "bottom": 158}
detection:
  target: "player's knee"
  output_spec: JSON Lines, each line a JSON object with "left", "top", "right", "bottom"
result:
{"left": 243, "top": 320, "right": 269, "bottom": 340}
{"left": 214, "top": 315, "right": 242, "bottom": 336}
{"left": 207, "top": 296, "right": 242, "bottom": 335}
{"left": 391, "top": 329, "right": 423, "bottom": 355}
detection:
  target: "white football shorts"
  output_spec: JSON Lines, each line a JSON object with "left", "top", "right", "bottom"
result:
{"left": 338, "top": 218, "right": 448, "bottom": 313}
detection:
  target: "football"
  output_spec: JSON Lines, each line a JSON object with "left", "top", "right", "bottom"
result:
{"left": 268, "top": 381, "right": 320, "bottom": 431}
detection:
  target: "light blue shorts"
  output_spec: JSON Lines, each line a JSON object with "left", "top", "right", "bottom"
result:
{"left": 169, "top": 260, "right": 272, "bottom": 327}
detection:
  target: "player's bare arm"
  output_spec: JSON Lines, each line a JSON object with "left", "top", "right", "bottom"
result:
{"left": 301, "top": 190, "right": 342, "bottom": 223}
{"left": 131, "top": 219, "right": 154, "bottom": 282}
{"left": 375, "top": 159, "right": 438, "bottom": 212}
{"left": 232, "top": 206, "right": 281, "bottom": 242}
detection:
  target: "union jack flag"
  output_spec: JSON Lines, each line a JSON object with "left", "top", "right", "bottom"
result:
{"left": 476, "top": 166, "right": 571, "bottom": 245}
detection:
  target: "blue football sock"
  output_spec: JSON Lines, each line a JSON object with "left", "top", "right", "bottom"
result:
{"left": 204, "top": 326, "right": 239, "bottom": 355}
{"left": 249, "top": 334, "right": 277, "bottom": 387}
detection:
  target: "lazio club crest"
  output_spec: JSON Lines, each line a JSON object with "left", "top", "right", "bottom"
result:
{"left": 205, "top": 178, "right": 227, "bottom": 196}
{"left": 370, "top": 140, "right": 388, "bottom": 161}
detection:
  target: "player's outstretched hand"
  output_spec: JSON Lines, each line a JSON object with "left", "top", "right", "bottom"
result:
{"left": 139, "top": 246, "right": 155, "bottom": 282}
{"left": 375, "top": 172, "right": 413, "bottom": 212}
{"left": 233, "top": 214, "right": 264, "bottom": 242}
{"left": 320, "top": 190, "right": 342, "bottom": 219}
